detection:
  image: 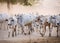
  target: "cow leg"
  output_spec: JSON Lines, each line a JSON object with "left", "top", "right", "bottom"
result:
{"left": 28, "top": 26, "right": 31, "bottom": 35}
{"left": 15, "top": 31, "right": 17, "bottom": 36}
{"left": 28, "top": 30, "right": 30, "bottom": 35}
{"left": 8, "top": 32, "right": 10, "bottom": 37}
{"left": 49, "top": 25, "right": 51, "bottom": 37}
{"left": 40, "top": 25, "right": 43, "bottom": 36}
{"left": 57, "top": 26, "right": 59, "bottom": 37}
{"left": 49, "top": 29, "right": 51, "bottom": 37}
{"left": 40, "top": 25, "right": 46, "bottom": 37}
{"left": 43, "top": 25, "right": 46, "bottom": 36}
{"left": 12, "top": 31, "right": 14, "bottom": 37}
{"left": 21, "top": 27, "right": 24, "bottom": 34}
{"left": 27, "top": 28, "right": 30, "bottom": 35}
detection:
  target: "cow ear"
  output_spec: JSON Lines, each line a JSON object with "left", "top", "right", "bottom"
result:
{"left": 5, "top": 19, "right": 8, "bottom": 21}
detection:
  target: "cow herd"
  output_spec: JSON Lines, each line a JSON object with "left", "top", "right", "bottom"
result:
{"left": 0, "top": 14, "right": 60, "bottom": 37}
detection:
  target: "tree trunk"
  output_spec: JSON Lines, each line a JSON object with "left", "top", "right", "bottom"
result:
{"left": 7, "top": 0, "right": 10, "bottom": 9}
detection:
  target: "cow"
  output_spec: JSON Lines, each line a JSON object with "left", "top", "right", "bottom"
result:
{"left": 7, "top": 16, "right": 18, "bottom": 37}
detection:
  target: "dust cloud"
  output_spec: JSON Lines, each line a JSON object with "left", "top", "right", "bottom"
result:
{"left": 0, "top": 0, "right": 60, "bottom": 15}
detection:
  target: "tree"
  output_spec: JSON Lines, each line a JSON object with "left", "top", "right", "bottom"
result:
{"left": 0, "top": 0, "right": 38, "bottom": 9}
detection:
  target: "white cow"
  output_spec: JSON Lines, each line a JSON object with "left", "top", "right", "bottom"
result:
{"left": 8, "top": 16, "right": 18, "bottom": 37}
{"left": 15, "top": 14, "right": 38, "bottom": 35}
{"left": 47, "top": 14, "right": 60, "bottom": 37}
{"left": 0, "top": 14, "right": 9, "bottom": 30}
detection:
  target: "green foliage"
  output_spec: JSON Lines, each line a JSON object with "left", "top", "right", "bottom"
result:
{"left": 0, "top": 0, "right": 38, "bottom": 9}
{"left": 18, "top": 0, "right": 32, "bottom": 6}
{"left": 0, "top": 0, "right": 35, "bottom": 5}
{"left": 10, "top": 0, "right": 17, "bottom": 4}
{"left": 0, "top": 0, "right": 5, "bottom": 2}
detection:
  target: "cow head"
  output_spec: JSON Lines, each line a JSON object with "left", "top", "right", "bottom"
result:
{"left": 8, "top": 16, "right": 17, "bottom": 26}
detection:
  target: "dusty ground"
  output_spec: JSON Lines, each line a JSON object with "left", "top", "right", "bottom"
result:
{"left": 0, "top": 37, "right": 60, "bottom": 43}
{"left": 0, "top": 35, "right": 60, "bottom": 43}
{"left": 0, "top": 27, "right": 60, "bottom": 43}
